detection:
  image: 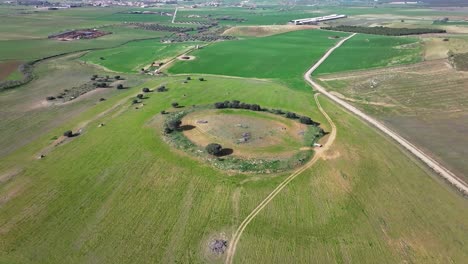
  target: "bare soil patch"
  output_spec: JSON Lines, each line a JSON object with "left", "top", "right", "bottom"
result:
{"left": 0, "top": 60, "right": 22, "bottom": 81}
{"left": 223, "top": 25, "right": 318, "bottom": 37}
{"left": 182, "top": 109, "right": 306, "bottom": 159}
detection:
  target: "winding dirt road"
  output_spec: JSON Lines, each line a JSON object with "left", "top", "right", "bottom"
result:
{"left": 304, "top": 33, "right": 468, "bottom": 195}
{"left": 224, "top": 93, "right": 337, "bottom": 264}
{"left": 225, "top": 32, "right": 468, "bottom": 264}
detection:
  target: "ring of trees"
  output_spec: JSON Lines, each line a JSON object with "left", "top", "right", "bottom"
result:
{"left": 161, "top": 103, "right": 326, "bottom": 173}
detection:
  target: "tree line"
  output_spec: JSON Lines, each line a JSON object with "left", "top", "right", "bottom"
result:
{"left": 322, "top": 25, "right": 446, "bottom": 36}
{"left": 213, "top": 100, "right": 320, "bottom": 126}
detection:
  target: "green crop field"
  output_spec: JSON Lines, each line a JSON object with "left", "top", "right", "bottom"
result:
{"left": 1, "top": 3, "right": 467, "bottom": 263}
{"left": 0, "top": 26, "right": 171, "bottom": 61}
{"left": 169, "top": 29, "right": 349, "bottom": 87}
{"left": 314, "top": 34, "right": 422, "bottom": 75}
{"left": 82, "top": 40, "right": 195, "bottom": 73}
{"left": 1, "top": 74, "right": 467, "bottom": 263}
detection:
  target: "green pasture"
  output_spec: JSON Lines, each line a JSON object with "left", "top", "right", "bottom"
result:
{"left": 0, "top": 74, "right": 466, "bottom": 263}
{"left": 0, "top": 26, "right": 170, "bottom": 61}
{"left": 169, "top": 29, "right": 349, "bottom": 86}
{"left": 82, "top": 40, "right": 195, "bottom": 73}
{"left": 314, "top": 34, "right": 422, "bottom": 75}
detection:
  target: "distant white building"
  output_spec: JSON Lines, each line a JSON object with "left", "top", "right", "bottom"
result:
{"left": 291, "top": 14, "right": 347, "bottom": 25}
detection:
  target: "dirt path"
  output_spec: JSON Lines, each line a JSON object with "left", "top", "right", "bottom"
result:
{"left": 224, "top": 93, "right": 337, "bottom": 264}
{"left": 172, "top": 7, "right": 178, "bottom": 24}
{"left": 304, "top": 34, "right": 468, "bottom": 195}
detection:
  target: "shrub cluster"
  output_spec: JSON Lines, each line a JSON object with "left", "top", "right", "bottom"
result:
{"left": 321, "top": 25, "right": 446, "bottom": 36}
{"left": 128, "top": 22, "right": 205, "bottom": 33}
{"left": 156, "top": 85, "right": 167, "bottom": 92}
{"left": 46, "top": 74, "right": 123, "bottom": 101}
{"left": 214, "top": 100, "right": 261, "bottom": 111}
{"left": 213, "top": 100, "right": 319, "bottom": 126}
{"left": 161, "top": 34, "right": 235, "bottom": 43}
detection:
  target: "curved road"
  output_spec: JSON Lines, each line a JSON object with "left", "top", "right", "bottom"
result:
{"left": 224, "top": 93, "right": 337, "bottom": 264}
{"left": 304, "top": 33, "right": 468, "bottom": 195}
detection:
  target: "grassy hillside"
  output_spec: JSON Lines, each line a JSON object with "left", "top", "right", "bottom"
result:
{"left": 0, "top": 75, "right": 466, "bottom": 263}
{"left": 82, "top": 40, "right": 195, "bottom": 73}
{"left": 314, "top": 34, "right": 422, "bottom": 75}
{"left": 0, "top": 26, "right": 170, "bottom": 61}
{"left": 169, "top": 30, "right": 349, "bottom": 83}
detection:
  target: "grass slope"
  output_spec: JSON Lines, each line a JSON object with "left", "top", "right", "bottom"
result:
{"left": 314, "top": 34, "right": 422, "bottom": 75}
{"left": 0, "top": 75, "right": 466, "bottom": 263}
{"left": 0, "top": 26, "right": 169, "bottom": 61}
{"left": 169, "top": 30, "right": 349, "bottom": 82}
{"left": 82, "top": 40, "right": 195, "bottom": 73}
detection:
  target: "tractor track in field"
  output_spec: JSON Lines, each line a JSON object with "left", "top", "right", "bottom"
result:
{"left": 224, "top": 93, "right": 336, "bottom": 264}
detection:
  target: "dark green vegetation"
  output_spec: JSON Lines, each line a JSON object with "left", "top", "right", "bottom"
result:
{"left": 314, "top": 34, "right": 422, "bottom": 75}
{"left": 322, "top": 25, "right": 446, "bottom": 36}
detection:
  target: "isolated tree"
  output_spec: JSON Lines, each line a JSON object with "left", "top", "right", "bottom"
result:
{"left": 63, "top": 130, "right": 73, "bottom": 137}
{"left": 46, "top": 96, "right": 56, "bottom": 101}
{"left": 186, "top": 76, "right": 191, "bottom": 80}
{"left": 99, "top": 98, "right": 106, "bottom": 102}
{"left": 137, "top": 94, "right": 144, "bottom": 99}
{"left": 142, "top": 87, "right": 150, "bottom": 93}
{"left": 114, "top": 75, "right": 121, "bottom": 80}
{"left": 171, "top": 102, "right": 179, "bottom": 108}
{"left": 206, "top": 143, "right": 222, "bottom": 156}
{"left": 214, "top": 102, "right": 225, "bottom": 109}
{"left": 199, "top": 77, "right": 205, "bottom": 81}
{"left": 132, "top": 99, "right": 139, "bottom": 104}
{"left": 299, "top": 116, "right": 313, "bottom": 125}
{"left": 156, "top": 85, "right": 166, "bottom": 92}
{"left": 250, "top": 104, "right": 261, "bottom": 111}
{"left": 167, "top": 119, "right": 181, "bottom": 130}
{"left": 286, "top": 112, "right": 297, "bottom": 119}
{"left": 116, "top": 84, "right": 124, "bottom": 89}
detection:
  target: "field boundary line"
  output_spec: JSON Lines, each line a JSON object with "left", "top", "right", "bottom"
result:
{"left": 224, "top": 93, "right": 336, "bottom": 264}
{"left": 304, "top": 33, "right": 468, "bottom": 195}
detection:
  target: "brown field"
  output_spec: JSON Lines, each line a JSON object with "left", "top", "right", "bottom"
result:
{"left": 423, "top": 37, "right": 468, "bottom": 60}
{"left": 319, "top": 59, "right": 468, "bottom": 181}
{"left": 222, "top": 25, "right": 318, "bottom": 37}
{"left": 182, "top": 109, "right": 307, "bottom": 159}
{"left": 0, "top": 60, "right": 21, "bottom": 81}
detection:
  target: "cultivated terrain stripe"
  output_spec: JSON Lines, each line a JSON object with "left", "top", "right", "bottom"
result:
{"left": 304, "top": 33, "right": 468, "bottom": 195}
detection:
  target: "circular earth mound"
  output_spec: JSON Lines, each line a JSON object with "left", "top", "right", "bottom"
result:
{"left": 182, "top": 109, "right": 307, "bottom": 159}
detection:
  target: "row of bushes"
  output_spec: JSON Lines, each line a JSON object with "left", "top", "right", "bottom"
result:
{"left": 128, "top": 22, "right": 215, "bottom": 33}
{"left": 213, "top": 100, "right": 319, "bottom": 125}
{"left": 46, "top": 74, "right": 125, "bottom": 101}
{"left": 322, "top": 25, "right": 446, "bottom": 36}
{"left": 161, "top": 34, "right": 235, "bottom": 43}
